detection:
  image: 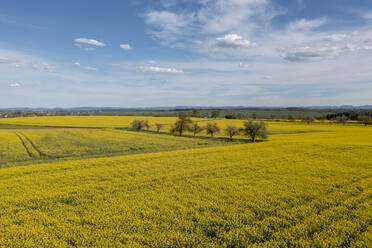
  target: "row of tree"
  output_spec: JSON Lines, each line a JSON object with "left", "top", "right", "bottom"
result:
{"left": 327, "top": 113, "right": 372, "bottom": 125}
{"left": 131, "top": 115, "right": 268, "bottom": 142}
{"left": 293, "top": 115, "right": 372, "bottom": 125}
{"left": 326, "top": 110, "right": 372, "bottom": 121}
{"left": 190, "top": 109, "right": 372, "bottom": 125}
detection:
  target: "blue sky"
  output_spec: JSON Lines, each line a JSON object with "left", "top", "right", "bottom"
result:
{"left": 1, "top": 0, "right": 372, "bottom": 107}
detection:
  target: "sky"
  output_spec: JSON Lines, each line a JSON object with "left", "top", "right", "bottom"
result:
{"left": 1, "top": 0, "right": 372, "bottom": 108}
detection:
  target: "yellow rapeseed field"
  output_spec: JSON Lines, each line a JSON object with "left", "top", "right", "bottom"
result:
{"left": 0, "top": 116, "right": 370, "bottom": 247}
{"left": 0, "top": 116, "right": 179, "bottom": 128}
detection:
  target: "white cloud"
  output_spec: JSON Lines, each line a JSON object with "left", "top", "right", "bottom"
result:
{"left": 139, "top": 66, "right": 184, "bottom": 74}
{"left": 342, "top": 39, "right": 372, "bottom": 52}
{"left": 0, "top": 49, "right": 58, "bottom": 74}
{"left": 120, "top": 44, "right": 133, "bottom": 51}
{"left": 74, "top": 38, "right": 105, "bottom": 47}
{"left": 2, "top": 47, "right": 372, "bottom": 107}
{"left": 3, "top": 2, "right": 372, "bottom": 107}
{"left": 324, "top": 34, "right": 348, "bottom": 42}
{"left": 344, "top": 43, "right": 358, "bottom": 52}
{"left": 73, "top": 62, "right": 96, "bottom": 71}
{"left": 280, "top": 45, "right": 341, "bottom": 62}
{"left": 362, "top": 12, "right": 372, "bottom": 20}
{"left": 145, "top": 11, "right": 189, "bottom": 33}
{"left": 197, "top": 0, "right": 274, "bottom": 34}
{"left": 159, "top": 0, "right": 178, "bottom": 8}
{"left": 0, "top": 57, "right": 23, "bottom": 68}
{"left": 148, "top": 60, "right": 157, "bottom": 65}
{"left": 287, "top": 18, "right": 327, "bottom": 31}
{"left": 74, "top": 43, "right": 96, "bottom": 51}
{"left": 143, "top": 0, "right": 277, "bottom": 47}
{"left": 0, "top": 57, "right": 17, "bottom": 64}
{"left": 276, "top": 29, "right": 372, "bottom": 63}
{"left": 32, "top": 62, "right": 55, "bottom": 73}
{"left": 216, "top": 34, "right": 256, "bottom": 49}
{"left": 8, "top": 82, "right": 21, "bottom": 87}
{"left": 144, "top": 11, "right": 191, "bottom": 45}
{"left": 362, "top": 39, "right": 372, "bottom": 50}
{"left": 84, "top": 66, "right": 97, "bottom": 71}
{"left": 238, "top": 62, "right": 250, "bottom": 68}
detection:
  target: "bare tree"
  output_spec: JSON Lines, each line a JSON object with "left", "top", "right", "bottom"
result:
{"left": 189, "top": 122, "right": 203, "bottom": 136}
{"left": 155, "top": 123, "right": 164, "bottom": 132}
{"left": 240, "top": 120, "right": 268, "bottom": 142}
{"left": 337, "top": 115, "right": 348, "bottom": 124}
{"left": 205, "top": 123, "right": 220, "bottom": 137}
{"left": 211, "top": 110, "right": 220, "bottom": 119}
{"left": 303, "top": 116, "right": 315, "bottom": 124}
{"left": 170, "top": 113, "right": 193, "bottom": 136}
{"left": 143, "top": 120, "right": 150, "bottom": 130}
{"left": 358, "top": 115, "right": 372, "bottom": 126}
{"left": 191, "top": 109, "right": 200, "bottom": 117}
{"left": 225, "top": 112, "right": 241, "bottom": 119}
{"left": 225, "top": 125, "right": 239, "bottom": 141}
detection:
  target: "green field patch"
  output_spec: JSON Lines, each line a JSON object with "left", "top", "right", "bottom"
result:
{"left": 0, "top": 123, "right": 54, "bottom": 129}
{"left": 268, "top": 130, "right": 330, "bottom": 135}
{"left": 0, "top": 128, "right": 244, "bottom": 168}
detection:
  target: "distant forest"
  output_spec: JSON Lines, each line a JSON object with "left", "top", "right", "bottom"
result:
{"left": 1, "top": 108, "right": 371, "bottom": 121}
{"left": 325, "top": 110, "right": 372, "bottom": 120}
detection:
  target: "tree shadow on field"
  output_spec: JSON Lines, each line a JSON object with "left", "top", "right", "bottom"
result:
{"left": 115, "top": 127, "right": 265, "bottom": 144}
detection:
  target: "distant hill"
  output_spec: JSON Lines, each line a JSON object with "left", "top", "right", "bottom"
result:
{"left": 1, "top": 105, "right": 371, "bottom": 111}
{"left": 304, "top": 105, "right": 372, "bottom": 110}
